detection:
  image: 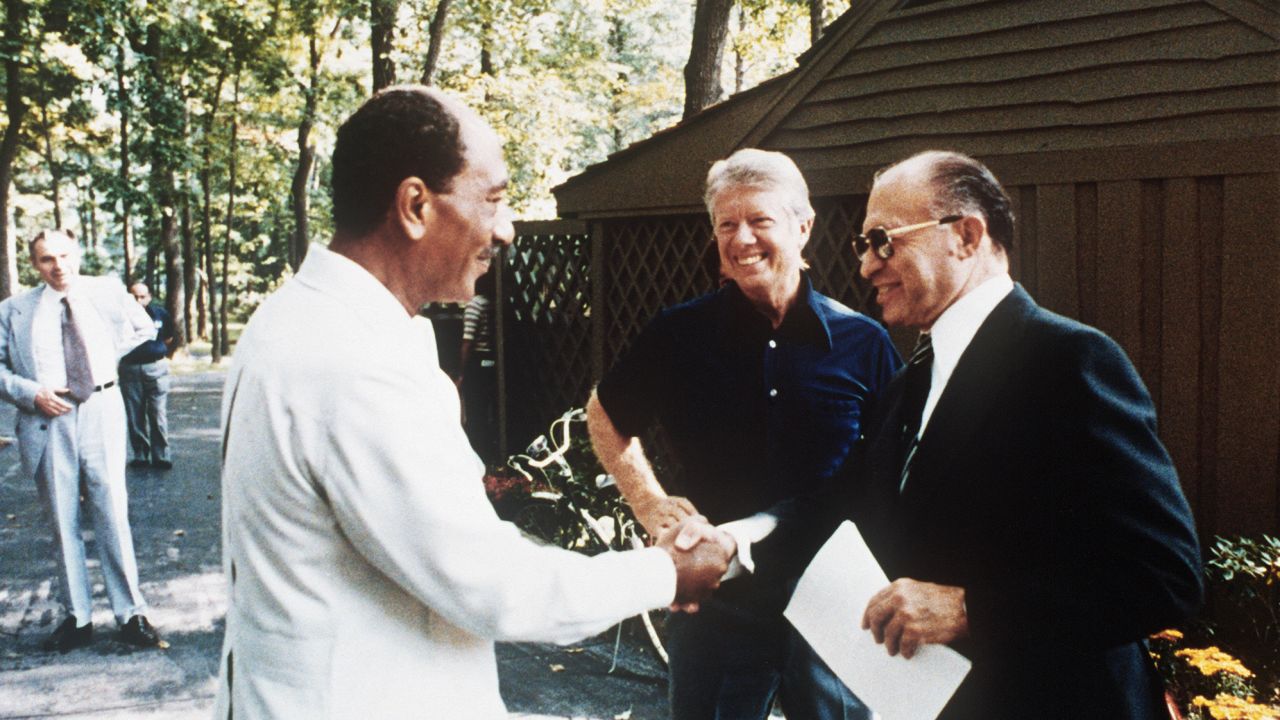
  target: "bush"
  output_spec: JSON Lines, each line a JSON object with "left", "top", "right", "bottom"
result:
{"left": 1151, "top": 534, "right": 1280, "bottom": 720}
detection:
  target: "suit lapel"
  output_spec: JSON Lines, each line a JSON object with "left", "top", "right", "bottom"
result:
{"left": 899, "top": 286, "right": 1035, "bottom": 504}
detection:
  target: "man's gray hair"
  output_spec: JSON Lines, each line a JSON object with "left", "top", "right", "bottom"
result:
{"left": 704, "top": 149, "right": 815, "bottom": 223}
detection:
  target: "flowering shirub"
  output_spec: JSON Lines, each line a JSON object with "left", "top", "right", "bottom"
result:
{"left": 1190, "top": 693, "right": 1280, "bottom": 720}
{"left": 1178, "top": 647, "right": 1257, "bottom": 679}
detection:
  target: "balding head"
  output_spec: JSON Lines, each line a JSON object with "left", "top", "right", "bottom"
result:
{"left": 877, "top": 151, "right": 1014, "bottom": 253}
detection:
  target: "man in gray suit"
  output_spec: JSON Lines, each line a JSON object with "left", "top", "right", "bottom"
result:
{"left": 0, "top": 229, "right": 164, "bottom": 652}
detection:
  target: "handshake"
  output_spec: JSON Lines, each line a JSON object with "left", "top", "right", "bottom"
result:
{"left": 655, "top": 515, "right": 736, "bottom": 611}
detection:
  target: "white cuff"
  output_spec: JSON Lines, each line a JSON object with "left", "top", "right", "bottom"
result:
{"left": 718, "top": 512, "right": 779, "bottom": 580}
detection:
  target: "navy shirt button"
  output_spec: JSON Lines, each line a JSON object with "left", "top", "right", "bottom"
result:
{"left": 769, "top": 388, "right": 778, "bottom": 398}
{"left": 768, "top": 340, "right": 777, "bottom": 349}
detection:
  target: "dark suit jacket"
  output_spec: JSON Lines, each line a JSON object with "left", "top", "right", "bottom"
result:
{"left": 759, "top": 285, "right": 1202, "bottom": 720}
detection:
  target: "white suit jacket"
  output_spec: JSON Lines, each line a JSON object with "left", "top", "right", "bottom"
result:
{"left": 214, "top": 244, "right": 675, "bottom": 719}
{"left": 0, "top": 276, "right": 155, "bottom": 476}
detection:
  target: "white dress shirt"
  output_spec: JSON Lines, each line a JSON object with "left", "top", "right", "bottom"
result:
{"left": 215, "top": 243, "right": 677, "bottom": 719}
{"left": 729, "top": 274, "right": 1016, "bottom": 573}
{"left": 32, "top": 285, "right": 119, "bottom": 388}
{"left": 918, "top": 273, "right": 1015, "bottom": 436}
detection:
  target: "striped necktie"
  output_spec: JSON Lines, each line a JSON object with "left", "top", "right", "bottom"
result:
{"left": 62, "top": 297, "right": 96, "bottom": 403}
{"left": 898, "top": 333, "right": 933, "bottom": 492}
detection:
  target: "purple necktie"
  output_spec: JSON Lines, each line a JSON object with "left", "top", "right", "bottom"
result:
{"left": 61, "top": 297, "right": 96, "bottom": 403}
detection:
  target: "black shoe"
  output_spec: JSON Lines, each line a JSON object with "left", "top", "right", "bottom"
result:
{"left": 128, "top": 459, "right": 150, "bottom": 468}
{"left": 43, "top": 617, "right": 93, "bottom": 653}
{"left": 153, "top": 459, "right": 173, "bottom": 470}
{"left": 120, "top": 615, "right": 164, "bottom": 648}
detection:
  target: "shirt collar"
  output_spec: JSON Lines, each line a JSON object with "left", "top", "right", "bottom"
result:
{"left": 722, "top": 273, "right": 833, "bottom": 350}
{"left": 296, "top": 242, "right": 414, "bottom": 325}
{"left": 928, "top": 273, "right": 1015, "bottom": 379}
{"left": 41, "top": 284, "right": 70, "bottom": 301}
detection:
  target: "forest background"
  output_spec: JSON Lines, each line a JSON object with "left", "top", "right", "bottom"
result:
{"left": 1, "top": 0, "right": 844, "bottom": 357}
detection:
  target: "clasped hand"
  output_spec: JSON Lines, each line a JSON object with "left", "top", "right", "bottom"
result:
{"left": 655, "top": 515, "right": 736, "bottom": 613}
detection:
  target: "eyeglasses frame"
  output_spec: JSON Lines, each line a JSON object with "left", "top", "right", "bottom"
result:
{"left": 853, "top": 214, "right": 964, "bottom": 261}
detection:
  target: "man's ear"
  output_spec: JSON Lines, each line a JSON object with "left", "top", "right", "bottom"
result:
{"left": 954, "top": 215, "right": 986, "bottom": 259}
{"left": 394, "top": 177, "right": 433, "bottom": 241}
{"left": 797, "top": 216, "right": 814, "bottom": 250}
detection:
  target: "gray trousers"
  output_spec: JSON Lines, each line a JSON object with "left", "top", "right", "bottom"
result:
{"left": 36, "top": 387, "right": 147, "bottom": 625}
{"left": 120, "top": 359, "right": 170, "bottom": 464}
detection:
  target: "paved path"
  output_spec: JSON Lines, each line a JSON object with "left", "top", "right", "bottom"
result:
{"left": 0, "top": 369, "right": 670, "bottom": 719}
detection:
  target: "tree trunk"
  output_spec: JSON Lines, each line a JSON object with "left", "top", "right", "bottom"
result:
{"left": 160, "top": 206, "right": 185, "bottom": 351}
{"left": 180, "top": 187, "right": 195, "bottom": 342}
{"left": 370, "top": 0, "right": 398, "bottom": 91}
{"left": 197, "top": 68, "right": 225, "bottom": 343}
{"left": 289, "top": 32, "right": 319, "bottom": 271}
{"left": 219, "top": 69, "right": 241, "bottom": 359}
{"left": 0, "top": 0, "right": 28, "bottom": 299}
{"left": 419, "top": 0, "right": 452, "bottom": 85}
{"left": 39, "top": 106, "right": 64, "bottom": 229}
{"left": 810, "top": 0, "right": 824, "bottom": 44}
{"left": 141, "top": 22, "right": 185, "bottom": 352}
{"left": 200, "top": 165, "right": 214, "bottom": 343}
{"left": 608, "top": 17, "right": 626, "bottom": 152}
{"left": 734, "top": 3, "right": 744, "bottom": 95}
{"left": 84, "top": 179, "right": 99, "bottom": 249}
{"left": 116, "top": 43, "right": 134, "bottom": 285}
{"left": 480, "top": 22, "right": 493, "bottom": 77}
{"left": 682, "top": 0, "right": 734, "bottom": 119}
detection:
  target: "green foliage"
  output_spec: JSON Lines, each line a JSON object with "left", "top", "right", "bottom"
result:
{"left": 3, "top": 0, "right": 834, "bottom": 321}
{"left": 1206, "top": 535, "right": 1280, "bottom": 683}
{"left": 1150, "top": 535, "right": 1280, "bottom": 718}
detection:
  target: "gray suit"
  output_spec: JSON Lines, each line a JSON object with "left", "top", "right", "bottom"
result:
{"left": 0, "top": 277, "right": 156, "bottom": 625}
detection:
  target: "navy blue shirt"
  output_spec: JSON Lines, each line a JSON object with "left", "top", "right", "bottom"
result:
{"left": 122, "top": 304, "right": 174, "bottom": 364}
{"left": 597, "top": 276, "right": 902, "bottom": 526}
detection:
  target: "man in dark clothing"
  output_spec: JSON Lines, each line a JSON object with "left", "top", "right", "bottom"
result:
{"left": 120, "top": 283, "right": 174, "bottom": 469}
{"left": 754, "top": 150, "right": 1201, "bottom": 720}
{"left": 588, "top": 148, "right": 901, "bottom": 720}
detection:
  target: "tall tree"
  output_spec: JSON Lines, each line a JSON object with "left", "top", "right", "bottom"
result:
{"left": 370, "top": 0, "right": 397, "bottom": 90}
{"left": 682, "top": 0, "right": 733, "bottom": 118}
{"left": 218, "top": 65, "right": 241, "bottom": 360}
{"left": 418, "top": 0, "right": 451, "bottom": 85}
{"left": 0, "top": 0, "right": 31, "bottom": 298}
{"left": 36, "top": 105, "right": 64, "bottom": 227}
{"left": 112, "top": 42, "right": 136, "bottom": 283}
{"left": 286, "top": 1, "right": 342, "bottom": 271}
{"left": 135, "top": 18, "right": 186, "bottom": 351}
{"left": 809, "top": 0, "right": 824, "bottom": 43}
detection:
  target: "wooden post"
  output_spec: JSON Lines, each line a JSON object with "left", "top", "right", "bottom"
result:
{"left": 590, "top": 220, "right": 606, "bottom": 383}
{"left": 495, "top": 244, "right": 508, "bottom": 462}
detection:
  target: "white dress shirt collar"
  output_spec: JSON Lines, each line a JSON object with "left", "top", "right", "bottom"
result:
{"left": 298, "top": 242, "right": 441, "bottom": 365}
{"left": 297, "top": 243, "right": 414, "bottom": 323}
{"left": 919, "top": 273, "right": 1015, "bottom": 434}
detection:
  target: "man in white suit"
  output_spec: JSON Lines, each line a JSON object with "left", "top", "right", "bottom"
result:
{"left": 214, "top": 86, "right": 734, "bottom": 718}
{"left": 0, "top": 229, "right": 163, "bottom": 652}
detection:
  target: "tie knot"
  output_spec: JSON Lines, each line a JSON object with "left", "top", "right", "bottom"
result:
{"left": 909, "top": 333, "right": 933, "bottom": 366}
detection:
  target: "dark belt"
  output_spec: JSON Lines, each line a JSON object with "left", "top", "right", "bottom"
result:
{"left": 94, "top": 380, "right": 116, "bottom": 392}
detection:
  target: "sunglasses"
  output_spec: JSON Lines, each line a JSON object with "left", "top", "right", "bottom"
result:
{"left": 852, "top": 215, "right": 963, "bottom": 261}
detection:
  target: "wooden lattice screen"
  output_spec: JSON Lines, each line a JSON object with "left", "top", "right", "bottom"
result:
{"left": 598, "top": 215, "right": 720, "bottom": 367}
{"left": 499, "top": 220, "right": 594, "bottom": 453}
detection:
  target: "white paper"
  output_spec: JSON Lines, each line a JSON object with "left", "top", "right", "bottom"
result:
{"left": 784, "top": 521, "right": 971, "bottom": 720}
